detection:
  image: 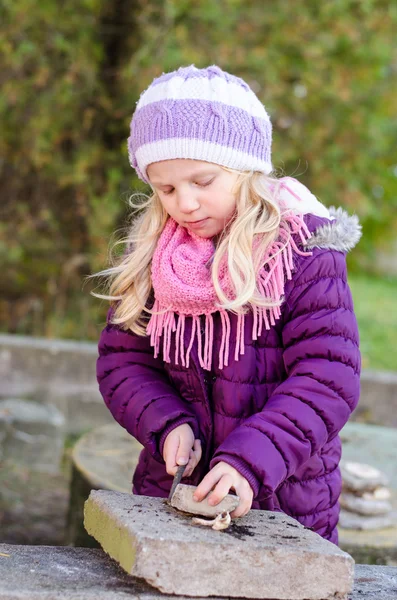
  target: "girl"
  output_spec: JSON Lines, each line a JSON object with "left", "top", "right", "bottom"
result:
{"left": 94, "top": 65, "right": 362, "bottom": 544}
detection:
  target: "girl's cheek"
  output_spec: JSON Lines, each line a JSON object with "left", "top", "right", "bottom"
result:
{"left": 161, "top": 200, "right": 175, "bottom": 217}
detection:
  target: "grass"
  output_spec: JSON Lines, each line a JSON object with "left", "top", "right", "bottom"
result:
{"left": 348, "top": 272, "right": 397, "bottom": 372}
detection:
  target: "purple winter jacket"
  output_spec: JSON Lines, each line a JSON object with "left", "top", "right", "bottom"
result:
{"left": 96, "top": 210, "right": 361, "bottom": 544}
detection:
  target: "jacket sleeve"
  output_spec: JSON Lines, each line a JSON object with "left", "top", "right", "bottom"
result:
{"left": 210, "top": 248, "right": 361, "bottom": 500}
{"left": 97, "top": 308, "right": 200, "bottom": 462}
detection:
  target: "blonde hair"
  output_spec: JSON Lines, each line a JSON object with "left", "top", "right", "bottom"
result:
{"left": 90, "top": 168, "right": 289, "bottom": 335}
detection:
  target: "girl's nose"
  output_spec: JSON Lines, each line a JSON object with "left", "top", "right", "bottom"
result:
{"left": 176, "top": 190, "right": 200, "bottom": 214}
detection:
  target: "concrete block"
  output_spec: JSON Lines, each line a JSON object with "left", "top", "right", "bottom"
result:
{"left": 0, "top": 334, "right": 111, "bottom": 434}
{"left": 0, "top": 543, "right": 395, "bottom": 600}
{"left": 0, "top": 398, "right": 65, "bottom": 473}
{"left": 84, "top": 490, "right": 354, "bottom": 599}
{"left": 170, "top": 484, "right": 239, "bottom": 517}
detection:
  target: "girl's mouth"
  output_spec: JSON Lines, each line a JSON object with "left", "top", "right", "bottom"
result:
{"left": 186, "top": 218, "right": 209, "bottom": 229}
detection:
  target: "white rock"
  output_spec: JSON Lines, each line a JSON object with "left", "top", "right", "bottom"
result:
{"left": 339, "top": 509, "right": 396, "bottom": 531}
{"left": 169, "top": 483, "right": 239, "bottom": 517}
{"left": 341, "top": 460, "right": 389, "bottom": 492}
{"left": 340, "top": 492, "right": 392, "bottom": 516}
{"left": 362, "top": 487, "right": 391, "bottom": 501}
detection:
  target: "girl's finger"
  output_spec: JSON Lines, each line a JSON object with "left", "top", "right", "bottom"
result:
{"left": 176, "top": 433, "right": 193, "bottom": 467}
{"left": 183, "top": 448, "right": 197, "bottom": 478}
{"left": 230, "top": 500, "right": 249, "bottom": 518}
{"left": 193, "top": 439, "right": 202, "bottom": 460}
{"left": 193, "top": 467, "right": 221, "bottom": 502}
{"left": 192, "top": 439, "right": 202, "bottom": 464}
{"left": 230, "top": 483, "right": 253, "bottom": 518}
{"left": 183, "top": 439, "right": 202, "bottom": 477}
{"left": 207, "top": 474, "right": 234, "bottom": 506}
{"left": 164, "top": 434, "right": 180, "bottom": 475}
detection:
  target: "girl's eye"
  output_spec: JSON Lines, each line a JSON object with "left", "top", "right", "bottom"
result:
{"left": 161, "top": 179, "right": 214, "bottom": 195}
{"left": 196, "top": 178, "right": 214, "bottom": 188}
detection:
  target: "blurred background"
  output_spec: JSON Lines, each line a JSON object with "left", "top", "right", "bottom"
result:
{"left": 1, "top": 0, "right": 396, "bottom": 370}
{"left": 1, "top": 0, "right": 397, "bottom": 562}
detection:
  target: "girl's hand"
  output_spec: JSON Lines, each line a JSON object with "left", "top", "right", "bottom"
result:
{"left": 163, "top": 424, "right": 202, "bottom": 478}
{"left": 193, "top": 461, "right": 253, "bottom": 518}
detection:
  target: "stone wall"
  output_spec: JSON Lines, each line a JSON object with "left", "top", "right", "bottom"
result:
{"left": 1, "top": 333, "right": 397, "bottom": 432}
{"left": 0, "top": 334, "right": 111, "bottom": 434}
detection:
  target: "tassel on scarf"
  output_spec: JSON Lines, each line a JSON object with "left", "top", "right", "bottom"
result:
{"left": 147, "top": 209, "right": 313, "bottom": 371}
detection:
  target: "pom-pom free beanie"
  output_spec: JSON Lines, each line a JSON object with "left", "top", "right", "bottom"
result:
{"left": 128, "top": 64, "right": 273, "bottom": 183}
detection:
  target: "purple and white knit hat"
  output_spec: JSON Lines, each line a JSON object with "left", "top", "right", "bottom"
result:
{"left": 127, "top": 64, "right": 273, "bottom": 183}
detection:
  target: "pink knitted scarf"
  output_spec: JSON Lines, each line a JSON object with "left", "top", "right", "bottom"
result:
{"left": 147, "top": 179, "right": 315, "bottom": 371}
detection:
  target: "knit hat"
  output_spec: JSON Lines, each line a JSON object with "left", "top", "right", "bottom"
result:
{"left": 127, "top": 64, "right": 273, "bottom": 183}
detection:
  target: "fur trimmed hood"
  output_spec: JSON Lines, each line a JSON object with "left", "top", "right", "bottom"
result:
{"left": 277, "top": 178, "right": 362, "bottom": 254}
{"left": 304, "top": 206, "right": 362, "bottom": 253}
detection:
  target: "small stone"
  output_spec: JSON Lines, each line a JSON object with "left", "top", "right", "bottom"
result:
{"left": 340, "top": 492, "right": 392, "bottom": 516}
{"left": 169, "top": 483, "right": 239, "bottom": 517}
{"left": 340, "top": 460, "right": 389, "bottom": 492}
{"left": 339, "top": 509, "right": 397, "bottom": 530}
{"left": 363, "top": 487, "right": 391, "bottom": 501}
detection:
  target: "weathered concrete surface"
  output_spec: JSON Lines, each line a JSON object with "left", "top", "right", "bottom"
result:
{"left": 170, "top": 483, "right": 239, "bottom": 517}
{"left": 0, "top": 334, "right": 110, "bottom": 434}
{"left": 84, "top": 490, "right": 354, "bottom": 599}
{"left": 0, "top": 401, "right": 68, "bottom": 545}
{"left": 0, "top": 544, "right": 396, "bottom": 600}
{"left": 0, "top": 461, "right": 69, "bottom": 546}
{"left": 0, "top": 398, "right": 65, "bottom": 472}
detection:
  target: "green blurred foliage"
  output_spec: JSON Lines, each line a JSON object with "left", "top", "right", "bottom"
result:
{"left": 349, "top": 273, "right": 397, "bottom": 372}
{"left": 1, "top": 0, "right": 396, "bottom": 358}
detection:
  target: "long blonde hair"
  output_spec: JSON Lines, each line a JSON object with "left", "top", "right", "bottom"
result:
{"left": 90, "top": 168, "right": 289, "bottom": 335}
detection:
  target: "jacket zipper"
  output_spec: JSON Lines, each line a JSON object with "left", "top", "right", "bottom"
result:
{"left": 189, "top": 315, "right": 214, "bottom": 466}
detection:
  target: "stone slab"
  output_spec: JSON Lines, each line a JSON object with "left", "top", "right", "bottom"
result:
{"left": 0, "top": 544, "right": 396, "bottom": 600}
{"left": 169, "top": 483, "right": 239, "bottom": 517}
{"left": 84, "top": 490, "right": 354, "bottom": 599}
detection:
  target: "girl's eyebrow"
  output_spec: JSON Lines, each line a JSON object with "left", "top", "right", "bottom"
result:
{"left": 151, "top": 170, "right": 218, "bottom": 186}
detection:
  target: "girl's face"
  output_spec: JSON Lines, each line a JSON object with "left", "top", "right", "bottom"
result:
{"left": 147, "top": 159, "right": 240, "bottom": 239}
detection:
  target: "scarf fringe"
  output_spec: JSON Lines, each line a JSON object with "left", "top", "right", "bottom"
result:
{"left": 147, "top": 209, "right": 312, "bottom": 371}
